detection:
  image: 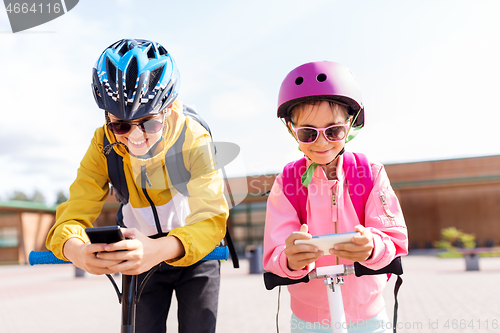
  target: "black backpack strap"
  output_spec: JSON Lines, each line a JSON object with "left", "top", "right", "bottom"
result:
{"left": 115, "top": 203, "right": 126, "bottom": 227}
{"left": 183, "top": 104, "right": 212, "bottom": 136}
{"left": 103, "top": 134, "right": 129, "bottom": 205}
{"left": 354, "top": 257, "right": 404, "bottom": 333}
{"left": 392, "top": 275, "right": 403, "bottom": 333}
{"left": 165, "top": 122, "right": 191, "bottom": 196}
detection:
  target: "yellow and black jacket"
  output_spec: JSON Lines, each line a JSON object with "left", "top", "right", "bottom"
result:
{"left": 46, "top": 100, "right": 228, "bottom": 266}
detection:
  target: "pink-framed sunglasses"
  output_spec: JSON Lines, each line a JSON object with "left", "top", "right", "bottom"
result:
{"left": 291, "top": 121, "right": 351, "bottom": 144}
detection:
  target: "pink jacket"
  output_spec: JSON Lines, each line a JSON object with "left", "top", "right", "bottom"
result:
{"left": 263, "top": 155, "right": 408, "bottom": 324}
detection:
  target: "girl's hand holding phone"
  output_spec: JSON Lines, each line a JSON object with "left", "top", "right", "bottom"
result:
{"left": 284, "top": 224, "right": 324, "bottom": 271}
{"left": 329, "top": 225, "right": 374, "bottom": 262}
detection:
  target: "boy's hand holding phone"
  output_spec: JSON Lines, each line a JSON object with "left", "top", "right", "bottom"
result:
{"left": 64, "top": 226, "right": 185, "bottom": 276}
{"left": 94, "top": 227, "right": 185, "bottom": 276}
{"left": 62, "top": 235, "right": 125, "bottom": 276}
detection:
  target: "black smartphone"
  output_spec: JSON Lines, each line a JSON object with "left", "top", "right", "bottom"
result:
{"left": 85, "top": 226, "right": 125, "bottom": 244}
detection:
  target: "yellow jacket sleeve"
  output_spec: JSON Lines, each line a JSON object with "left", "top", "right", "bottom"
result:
{"left": 46, "top": 129, "right": 110, "bottom": 260}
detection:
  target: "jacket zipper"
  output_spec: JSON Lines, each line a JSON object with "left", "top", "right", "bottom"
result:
{"left": 332, "top": 185, "right": 339, "bottom": 265}
{"left": 141, "top": 165, "right": 163, "bottom": 235}
{"left": 379, "top": 194, "right": 396, "bottom": 219}
{"left": 380, "top": 194, "right": 387, "bottom": 206}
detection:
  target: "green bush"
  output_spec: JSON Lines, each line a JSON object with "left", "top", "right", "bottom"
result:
{"left": 435, "top": 227, "right": 476, "bottom": 251}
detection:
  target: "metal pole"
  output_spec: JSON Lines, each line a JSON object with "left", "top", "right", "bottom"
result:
{"left": 325, "top": 277, "right": 348, "bottom": 333}
{"left": 121, "top": 274, "right": 138, "bottom": 333}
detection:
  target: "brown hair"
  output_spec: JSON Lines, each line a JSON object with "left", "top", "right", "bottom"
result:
{"left": 286, "top": 100, "right": 349, "bottom": 126}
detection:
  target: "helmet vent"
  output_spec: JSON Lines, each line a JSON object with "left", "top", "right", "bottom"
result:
{"left": 295, "top": 77, "right": 304, "bottom": 85}
{"left": 162, "top": 86, "right": 173, "bottom": 105}
{"left": 93, "top": 85, "right": 101, "bottom": 98}
{"left": 147, "top": 46, "right": 156, "bottom": 60}
{"left": 106, "top": 58, "right": 117, "bottom": 85}
{"left": 158, "top": 45, "right": 168, "bottom": 56}
{"left": 149, "top": 65, "right": 164, "bottom": 92}
{"left": 117, "top": 42, "right": 129, "bottom": 56}
{"left": 317, "top": 74, "right": 327, "bottom": 82}
{"left": 110, "top": 40, "right": 122, "bottom": 50}
{"left": 126, "top": 57, "right": 139, "bottom": 93}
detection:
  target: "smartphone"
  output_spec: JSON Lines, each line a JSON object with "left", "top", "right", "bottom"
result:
{"left": 85, "top": 225, "right": 125, "bottom": 244}
{"left": 294, "top": 232, "right": 360, "bottom": 253}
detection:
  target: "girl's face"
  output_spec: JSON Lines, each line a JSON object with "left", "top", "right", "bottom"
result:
{"left": 290, "top": 101, "right": 350, "bottom": 166}
{"left": 108, "top": 112, "right": 165, "bottom": 156}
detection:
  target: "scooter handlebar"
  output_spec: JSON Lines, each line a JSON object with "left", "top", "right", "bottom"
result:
{"left": 29, "top": 246, "right": 230, "bottom": 266}
{"left": 263, "top": 257, "right": 403, "bottom": 290}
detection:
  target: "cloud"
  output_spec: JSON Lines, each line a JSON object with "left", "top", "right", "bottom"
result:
{"left": 2, "top": 0, "right": 500, "bottom": 205}
{"left": 209, "top": 84, "right": 274, "bottom": 119}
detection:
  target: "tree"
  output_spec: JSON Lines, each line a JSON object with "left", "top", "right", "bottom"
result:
{"left": 9, "top": 191, "right": 30, "bottom": 201}
{"left": 31, "top": 190, "right": 46, "bottom": 204}
{"left": 55, "top": 190, "right": 69, "bottom": 205}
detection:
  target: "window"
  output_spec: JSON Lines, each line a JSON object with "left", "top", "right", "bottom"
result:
{"left": 0, "top": 227, "right": 19, "bottom": 247}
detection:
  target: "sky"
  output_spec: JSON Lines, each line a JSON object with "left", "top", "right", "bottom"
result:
{"left": 0, "top": 0, "right": 499, "bottom": 205}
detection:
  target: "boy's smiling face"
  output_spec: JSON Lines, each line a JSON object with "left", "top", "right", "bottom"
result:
{"left": 291, "top": 101, "right": 350, "bottom": 166}
{"left": 108, "top": 112, "right": 165, "bottom": 156}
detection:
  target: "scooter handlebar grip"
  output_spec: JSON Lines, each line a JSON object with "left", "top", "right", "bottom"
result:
{"left": 263, "top": 272, "right": 309, "bottom": 290}
{"left": 29, "top": 251, "right": 71, "bottom": 265}
{"left": 201, "top": 246, "right": 229, "bottom": 261}
{"left": 354, "top": 257, "right": 403, "bottom": 277}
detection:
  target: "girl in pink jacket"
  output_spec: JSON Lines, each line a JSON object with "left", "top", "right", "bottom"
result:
{"left": 263, "top": 61, "right": 408, "bottom": 333}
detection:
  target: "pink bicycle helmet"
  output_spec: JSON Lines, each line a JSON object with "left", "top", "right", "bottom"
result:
{"left": 277, "top": 61, "right": 364, "bottom": 141}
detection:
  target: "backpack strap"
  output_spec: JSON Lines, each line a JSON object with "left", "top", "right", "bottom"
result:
{"left": 183, "top": 104, "right": 212, "bottom": 136}
{"left": 104, "top": 134, "right": 129, "bottom": 204}
{"left": 342, "top": 152, "right": 373, "bottom": 224}
{"left": 281, "top": 152, "right": 373, "bottom": 226}
{"left": 282, "top": 158, "right": 308, "bottom": 224}
{"left": 165, "top": 122, "right": 190, "bottom": 196}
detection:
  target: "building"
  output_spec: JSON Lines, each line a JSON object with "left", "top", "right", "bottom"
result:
{"left": 228, "top": 155, "right": 500, "bottom": 252}
{"left": 0, "top": 201, "right": 57, "bottom": 264}
{"left": 386, "top": 155, "right": 500, "bottom": 249}
{"left": 1, "top": 155, "right": 499, "bottom": 264}
{"left": 0, "top": 196, "right": 119, "bottom": 264}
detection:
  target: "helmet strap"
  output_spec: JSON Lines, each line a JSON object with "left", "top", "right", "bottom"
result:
{"left": 301, "top": 147, "right": 345, "bottom": 187}
{"left": 345, "top": 108, "right": 361, "bottom": 143}
{"left": 105, "top": 110, "right": 111, "bottom": 125}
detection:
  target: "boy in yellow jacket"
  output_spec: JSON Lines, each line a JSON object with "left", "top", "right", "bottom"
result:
{"left": 46, "top": 38, "right": 228, "bottom": 333}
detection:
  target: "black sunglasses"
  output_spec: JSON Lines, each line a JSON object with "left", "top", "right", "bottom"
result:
{"left": 107, "top": 117, "right": 163, "bottom": 135}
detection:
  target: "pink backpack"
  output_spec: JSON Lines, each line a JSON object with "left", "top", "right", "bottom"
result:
{"left": 282, "top": 152, "right": 373, "bottom": 225}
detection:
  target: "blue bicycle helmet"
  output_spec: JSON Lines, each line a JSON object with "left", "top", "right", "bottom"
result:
{"left": 92, "top": 38, "right": 180, "bottom": 120}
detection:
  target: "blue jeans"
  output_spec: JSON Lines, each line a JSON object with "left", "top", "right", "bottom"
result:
{"left": 291, "top": 311, "right": 391, "bottom": 333}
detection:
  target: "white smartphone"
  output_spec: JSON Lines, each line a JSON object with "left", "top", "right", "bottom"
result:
{"left": 295, "top": 232, "right": 360, "bottom": 253}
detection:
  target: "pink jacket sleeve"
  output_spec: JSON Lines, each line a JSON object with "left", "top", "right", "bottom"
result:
{"left": 263, "top": 174, "right": 312, "bottom": 279}
{"left": 362, "top": 164, "right": 408, "bottom": 270}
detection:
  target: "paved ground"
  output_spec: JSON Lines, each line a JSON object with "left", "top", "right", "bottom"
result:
{"left": 0, "top": 255, "right": 499, "bottom": 333}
